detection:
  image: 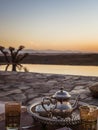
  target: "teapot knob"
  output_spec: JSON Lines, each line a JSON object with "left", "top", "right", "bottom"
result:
{"left": 60, "top": 87, "right": 64, "bottom": 92}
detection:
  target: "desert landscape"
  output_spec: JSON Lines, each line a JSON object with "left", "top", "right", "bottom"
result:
{"left": 0, "top": 50, "right": 98, "bottom": 107}
{"left": 0, "top": 51, "right": 98, "bottom": 66}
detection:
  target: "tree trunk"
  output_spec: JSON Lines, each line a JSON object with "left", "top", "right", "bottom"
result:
{"left": 12, "top": 64, "right": 16, "bottom": 71}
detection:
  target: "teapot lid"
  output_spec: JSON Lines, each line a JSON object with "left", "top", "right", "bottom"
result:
{"left": 52, "top": 88, "right": 71, "bottom": 100}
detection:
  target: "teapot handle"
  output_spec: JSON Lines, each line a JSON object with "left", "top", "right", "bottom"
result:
{"left": 41, "top": 97, "right": 57, "bottom": 112}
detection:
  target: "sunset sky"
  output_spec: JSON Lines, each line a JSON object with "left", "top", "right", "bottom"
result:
{"left": 0, "top": 0, "right": 98, "bottom": 52}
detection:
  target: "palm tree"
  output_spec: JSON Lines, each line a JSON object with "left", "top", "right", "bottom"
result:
{"left": 0, "top": 45, "right": 28, "bottom": 72}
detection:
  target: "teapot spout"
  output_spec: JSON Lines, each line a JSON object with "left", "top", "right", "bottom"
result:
{"left": 72, "top": 95, "right": 80, "bottom": 110}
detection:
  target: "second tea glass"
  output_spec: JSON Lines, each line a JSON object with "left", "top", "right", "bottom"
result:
{"left": 79, "top": 105, "right": 98, "bottom": 130}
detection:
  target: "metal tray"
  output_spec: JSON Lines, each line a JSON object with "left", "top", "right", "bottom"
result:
{"left": 27, "top": 100, "right": 88, "bottom": 126}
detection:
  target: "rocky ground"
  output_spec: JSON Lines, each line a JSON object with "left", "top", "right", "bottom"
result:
{"left": 0, "top": 71, "right": 98, "bottom": 106}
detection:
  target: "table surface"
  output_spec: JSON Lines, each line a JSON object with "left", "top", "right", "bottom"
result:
{"left": 0, "top": 101, "right": 82, "bottom": 130}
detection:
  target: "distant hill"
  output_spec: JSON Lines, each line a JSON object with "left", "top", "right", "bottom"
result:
{"left": 0, "top": 51, "right": 98, "bottom": 65}
{"left": 14, "top": 49, "right": 98, "bottom": 54}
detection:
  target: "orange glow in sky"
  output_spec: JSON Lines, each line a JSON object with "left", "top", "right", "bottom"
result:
{"left": 0, "top": 0, "right": 98, "bottom": 52}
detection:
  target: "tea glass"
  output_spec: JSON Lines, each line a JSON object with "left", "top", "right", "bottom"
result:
{"left": 79, "top": 105, "right": 98, "bottom": 130}
{"left": 5, "top": 101, "right": 21, "bottom": 130}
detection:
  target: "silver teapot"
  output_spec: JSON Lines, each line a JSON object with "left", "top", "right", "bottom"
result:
{"left": 51, "top": 88, "right": 80, "bottom": 118}
{"left": 35, "top": 88, "right": 80, "bottom": 118}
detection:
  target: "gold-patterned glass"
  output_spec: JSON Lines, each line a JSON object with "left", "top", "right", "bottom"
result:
{"left": 79, "top": 105, "right": 98, "bottom": 130}
{"left": 5, "top": 101, "right": 21, "bottom": 130}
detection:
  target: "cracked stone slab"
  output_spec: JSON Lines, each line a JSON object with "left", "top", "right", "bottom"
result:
{"left": 0, "top": 71, "right": 98, "bottom": 106}
{"left": 0, "top": 89, "right": 22, "bottom": 97}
